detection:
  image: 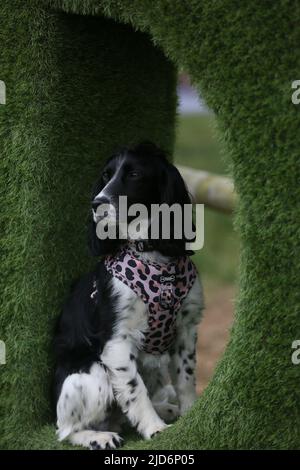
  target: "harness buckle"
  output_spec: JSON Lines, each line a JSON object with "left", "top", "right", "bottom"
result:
{"left": 160, "top": 274, "right": 175, "bottom": 283}
{"left": 159, "top": 282, "right": 174, "bottom": 308}
{"left": 136, "top": 241, "right": 145, "bottom": 252}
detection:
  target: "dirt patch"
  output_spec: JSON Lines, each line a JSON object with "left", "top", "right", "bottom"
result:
{"left": 196, "top": 285, "right": 235, "bottom": 394}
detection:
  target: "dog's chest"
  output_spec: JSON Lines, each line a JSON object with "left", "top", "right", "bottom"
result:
{"left": 112, "top": 277, "right": 149, "bottom": 341}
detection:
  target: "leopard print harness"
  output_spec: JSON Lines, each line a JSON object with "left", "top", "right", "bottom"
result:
{"left": 102, "top": 244, "right": 197, "bottom": 355}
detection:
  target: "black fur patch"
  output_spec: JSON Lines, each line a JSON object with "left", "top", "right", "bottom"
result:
{"left": 52, "top": 263, "right": 117, "bottom": 405}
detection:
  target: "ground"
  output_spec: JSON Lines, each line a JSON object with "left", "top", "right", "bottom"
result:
{"left": 196, "top": 285, "right": 235, "bottom": 394}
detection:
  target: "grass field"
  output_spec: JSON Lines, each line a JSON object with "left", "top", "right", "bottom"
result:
{"left": 174, "top": 114, "right": 239, "bottom": 288}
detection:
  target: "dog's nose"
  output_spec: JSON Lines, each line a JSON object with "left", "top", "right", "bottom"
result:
{"left": 92, "top": 196, "right": 109, "bottom": 211}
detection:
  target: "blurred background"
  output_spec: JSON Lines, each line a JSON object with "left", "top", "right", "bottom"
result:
{"left": 175, "top": 73, "right": 239, "bottom": 394}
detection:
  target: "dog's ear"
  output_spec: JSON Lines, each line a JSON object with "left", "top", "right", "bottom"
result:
{"left": 87, "top": 216, "right": 121, "bottom": 257}
{"left": 153, "top": 162, "right": 195, "bottom": 256}
{"left": 87, "top": 214, "right": 101, "bottom": 257}
{"left": 160, "top": 163, "right": 191, "bottom": 208}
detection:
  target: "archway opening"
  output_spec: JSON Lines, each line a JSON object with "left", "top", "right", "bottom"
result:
{"left": 175, "top": 73, "right": 239, "bottom": 393}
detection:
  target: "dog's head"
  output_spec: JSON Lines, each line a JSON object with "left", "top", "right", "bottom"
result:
{"left": 88, "top": 142, "right": 194, "bottom": 257}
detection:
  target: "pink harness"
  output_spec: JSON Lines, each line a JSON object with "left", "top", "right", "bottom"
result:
{"left": 104, "top": 244, "right": 197, "bottom": 355}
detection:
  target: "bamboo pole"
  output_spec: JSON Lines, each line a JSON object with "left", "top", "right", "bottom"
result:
{"left": 177, "top": 165, "right": 236, "bottom": 214}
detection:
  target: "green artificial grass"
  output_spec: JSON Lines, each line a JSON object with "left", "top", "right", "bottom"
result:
{"left": 1, "top": 0, "right": 300, "bottom": 450}
{"left": 0, "top": 1, "right": 177, "bottom": 449}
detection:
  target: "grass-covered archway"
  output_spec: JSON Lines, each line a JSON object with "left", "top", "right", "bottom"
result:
{"left": 1, "top": 0, "right": 299, "bottom": 449}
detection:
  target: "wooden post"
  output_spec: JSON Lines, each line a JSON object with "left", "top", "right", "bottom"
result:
{"left": 177, "top": 165, "right": 236, "bottom": 214}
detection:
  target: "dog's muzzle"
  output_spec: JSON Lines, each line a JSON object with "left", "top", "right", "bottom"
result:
{"left": 92, "top": 197, "right": 117, "bottom": 224}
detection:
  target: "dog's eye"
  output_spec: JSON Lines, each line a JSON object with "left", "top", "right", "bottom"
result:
{"left": 102, "top": 171, "right": 110, "bottom": 182}
{"left": 128, "top": 171, "right": 140, "bottom": 178}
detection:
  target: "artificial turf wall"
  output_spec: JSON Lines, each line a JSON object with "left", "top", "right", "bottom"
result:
{"left": 1, "top": 0, "right": 300, "bottom": 450}
{"left": 0, "top": 0, "right": 177, "bottom": 449}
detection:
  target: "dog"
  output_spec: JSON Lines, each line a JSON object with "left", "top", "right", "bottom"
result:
{"left": 53, "top": 142, "right": 204, "bottom": 449}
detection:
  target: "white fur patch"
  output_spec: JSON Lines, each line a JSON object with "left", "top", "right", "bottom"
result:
{"left": 56, "top": 362, "right": 114, "bottom": 441}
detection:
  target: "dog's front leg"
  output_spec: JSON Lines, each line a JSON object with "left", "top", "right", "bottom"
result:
{"left": 170, "top": 278, "right": 203, "bottom": 415}
{"left": 101, "top": 337, "right": 168, "bottom": 439}
{"left": 170, "top": 324, "right": 198, "bottom": 415}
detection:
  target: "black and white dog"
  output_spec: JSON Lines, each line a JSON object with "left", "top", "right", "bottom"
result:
{"left": 53, "top": 143, "right": 204, "bottom": 449}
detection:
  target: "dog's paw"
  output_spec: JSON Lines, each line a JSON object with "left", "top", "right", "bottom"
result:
{"left": 153, "top": 402, "right": 180, "bottom": 423}
{"left": 141, "top": 421, "right": 170, "bottom": 440}
{"left": 89, "top": 432, "right": 123, "bottom": 450}
{"left": 162, "top": 404, "right": 180, "bottom": 423}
